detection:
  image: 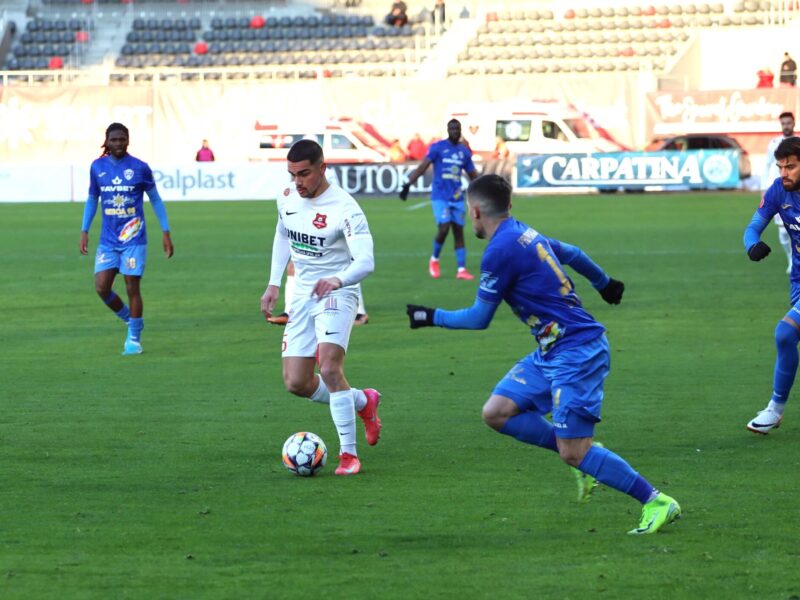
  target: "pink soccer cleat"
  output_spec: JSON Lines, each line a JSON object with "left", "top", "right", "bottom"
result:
{"left": 358, "top": 388, "right": 382, "bottom": 446}
{"left": 429, "top": 258, "right": 441, "bottom": 279}
{"left": 335, "top": 452, "right": 361, "bottom": 475}
{"left": 456, "top": 268, "right": 475, "bottom": 280}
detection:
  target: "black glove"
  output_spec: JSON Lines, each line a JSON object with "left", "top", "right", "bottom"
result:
{"left": 406, "top": 304, "right": 435, "bottom": 328}
{"left": 399, "top": 183, "right": 410, "bottom": 201}
{"left": 747, "top": 241, "right": 771, "bottom": 261}
{"left": 599, "top": 278, "right": 625, "bottom": 305}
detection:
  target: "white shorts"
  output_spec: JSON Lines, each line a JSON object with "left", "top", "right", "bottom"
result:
{"left": 282, "top": 288, "right": 358, "bottom": 357}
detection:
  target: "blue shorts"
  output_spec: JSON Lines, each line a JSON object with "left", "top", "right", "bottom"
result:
{"left": 431, "top": 198, "right": 465, "bottom": 226}
{"left": 94, "top": 244, "right": 146, "bottom": 276}
{"left": 492, "top": 335, "right": 610, "bottom": 439}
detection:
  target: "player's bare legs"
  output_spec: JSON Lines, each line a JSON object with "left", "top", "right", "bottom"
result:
{"left": 282, "top": 356, "right": 320, "bottom": 397}
{"left": 124, "top": 275, "right": 143, "bottom": 318}
{"left": 95, "top": 268, "right": 124, "bottom": 312}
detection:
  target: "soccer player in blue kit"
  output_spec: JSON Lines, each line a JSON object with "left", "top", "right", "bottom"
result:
{"left": 744, "top": 136, "right": 800, "bottom": 433}
{"left": 399, "top": 119, "right": 480, "bottom": 280}
{"left": 79, "top": 123, "right": 173, "bottom": 355}
{"left": 406, "top": 175, "right": 681, "bottom": 534}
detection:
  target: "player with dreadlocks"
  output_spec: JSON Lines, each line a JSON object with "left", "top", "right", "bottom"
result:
{"left": 78, "top": 122, "right": 173, "bottom": 355}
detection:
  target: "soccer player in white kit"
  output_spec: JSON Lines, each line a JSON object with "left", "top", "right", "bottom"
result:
{"left": 261, "top": 140, "right": 381, "bottom": 475}
{"left": 763, "top": 111, "right": 796, "bottom": 273}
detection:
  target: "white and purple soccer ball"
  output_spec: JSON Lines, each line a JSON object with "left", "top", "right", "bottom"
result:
{"left": 282, "top": 432, "right": 327, "bottom": 476}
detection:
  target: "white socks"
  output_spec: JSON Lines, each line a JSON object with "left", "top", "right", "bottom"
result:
{"left": 309, "top": 376, "right": 330, "bottom": 404}
{"left": 357, "top": 284, "right": 366, "bottom": 315}
{"left": 309, "top": 378, "right": 366, "bottom": 412}
{"left": 768, "top": 400, "right": 786, "bottom": 416}
{"left": 284, "top": 275, "right": 295, "bottom": 313}
{"left": 329, "top": 389, "right": 357, "bottom": 455}
{"left": 353, "top": 388, "right": 367, "bottom": 412}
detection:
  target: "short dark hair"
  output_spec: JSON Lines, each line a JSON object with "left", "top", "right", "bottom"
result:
{"left": 774, "top": 136, "right": 800, "bottom": 161}
{"left": 447, "top": 118, "right": 461, "bottom": 128}
{"left": 780, "top": 111, "right": 795, "bottom": 121}
{"left": 287, "top": 139, "right": 324, "bottom": 164}
{"left": 467, "top": 174, "right": 512, "bottom": 217}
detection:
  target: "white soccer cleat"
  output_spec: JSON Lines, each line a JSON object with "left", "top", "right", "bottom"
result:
{"left": 747, "top": 408, "right": 783, "bottom": 435}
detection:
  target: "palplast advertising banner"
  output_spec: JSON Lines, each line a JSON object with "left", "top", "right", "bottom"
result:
{"left": 516, "top": 151, "right": 740, "bottom": 190}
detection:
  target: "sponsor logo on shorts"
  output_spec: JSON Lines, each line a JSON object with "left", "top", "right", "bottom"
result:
{"left": 118, "top": 217, "right": 143, "bottom": 242}
{"left": 127, "top": 257, "right": 137, "bottom": 269}
{"left": 312, "top": 213, "right": 327, "bottom": 230}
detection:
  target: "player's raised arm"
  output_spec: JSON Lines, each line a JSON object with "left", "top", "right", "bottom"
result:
{"left": 550, "top": 239, "right": 624, "bottom": 305}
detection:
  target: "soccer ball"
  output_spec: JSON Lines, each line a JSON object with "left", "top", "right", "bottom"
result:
{"left": 282, "top": 432, "right": 327, "bottom": 476}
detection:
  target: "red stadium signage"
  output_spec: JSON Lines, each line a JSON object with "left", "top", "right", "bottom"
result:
{"left": 646, "top": 88, "right": 798, "bottom": 135}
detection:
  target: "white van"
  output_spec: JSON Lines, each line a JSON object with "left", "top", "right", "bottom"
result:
{"left": 250, "top": 121, "right": 387, "bottom": 164}
{"left": 448, "top": 100, "right": 624, "bottom": 159}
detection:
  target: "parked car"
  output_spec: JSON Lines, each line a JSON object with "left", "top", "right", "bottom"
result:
{"left": 652, "top": 133, "right": 751, "bottom": 179}
{"left": 250, "top": 121, "right": 386, "bottom": 163}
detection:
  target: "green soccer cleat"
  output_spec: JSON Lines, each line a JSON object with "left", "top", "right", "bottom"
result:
{"left": 628, "top": 493, "right": 681, "bottom": 535}
{"left": 572, "top": 468, "right": 597, "bottom": 503}
{"left": 572, "top": 441, "right": 603, "bottom": 503}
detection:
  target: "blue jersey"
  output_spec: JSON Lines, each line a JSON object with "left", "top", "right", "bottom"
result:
{"left": 754, "top": 178, "right": 800, "bottom": 282}
{"left": 426, "top": 139, "right": 476, "bottom": 202}
{"left": 477, "top": 218, "right": 606, "bottom": 355}
{"left": 88, "top": 154, "right": 156, "bottom": 248}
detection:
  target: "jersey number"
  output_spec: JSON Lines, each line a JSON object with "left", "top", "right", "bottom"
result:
{"left": 536, "top": 242, "right": 572, "bottom": 296}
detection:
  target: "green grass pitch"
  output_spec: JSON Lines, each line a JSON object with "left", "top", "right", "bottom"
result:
{"left": 1, "top": 192, "right": 799, "bottom": 599}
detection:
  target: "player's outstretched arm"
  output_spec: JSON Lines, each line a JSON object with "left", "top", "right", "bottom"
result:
{"left": 551, "top": 240, "right": 624, "bottom": 304}
{"left": 744, "top": 211, "right": 772, "bottom": 261}
{"left": 406, "top": 297, "right": 498, "bottom": 330}
{"left": 400, "top": 158, "right": 432, "bottom": 200}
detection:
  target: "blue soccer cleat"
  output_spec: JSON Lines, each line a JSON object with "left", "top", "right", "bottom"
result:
{"left": 122, "top": 339, "right": 143, "bottom": 355}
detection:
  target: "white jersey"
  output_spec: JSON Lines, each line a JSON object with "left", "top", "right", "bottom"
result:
{"left": 272, "top": 183, "right": 373, "bottom": 293}
{"left": 763, "top": 135, "right": 787, "bottom": 190}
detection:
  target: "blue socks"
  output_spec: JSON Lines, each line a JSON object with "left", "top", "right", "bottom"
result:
{"left": 103, "top": 291, "right": 130, "bottom": 323}
{"left": 128, "top": 317, "right": 144, "bottom": 343}
{"left": 455, "top": 247, "right": 467, "bottom": 269}
{"left": 499, "top": 412, "right": 558, "bottom": 451}
{"left": 116, "top": 306, "right": 131, "bottom": 323}
{"left": 772, "top": 320, "right": 800, "bottom": 403}
{"left": 578, "top": 445, "right": 657, "bottom": 504}
{"left": 432, "top": 241, "right": 443, "bottom": 259}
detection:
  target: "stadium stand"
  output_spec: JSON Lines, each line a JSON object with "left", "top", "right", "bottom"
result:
{"left": 0, "top": 0, "right": 794, "bottom": 81}
{"left": 449, "top": 2, "right": 783, "bottom": 76}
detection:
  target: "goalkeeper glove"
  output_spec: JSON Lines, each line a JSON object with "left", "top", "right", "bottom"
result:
{"left": 399, "top": 183, "right": 410, "bottom": 201}
{"left": 747, "top": 241, "right": 771, "bottom": 261}
{"left": 599, "top": 278, "right": 625, "bottom": 305}
{"left": 406, "top": 304, "right": 435, "bottom": 328}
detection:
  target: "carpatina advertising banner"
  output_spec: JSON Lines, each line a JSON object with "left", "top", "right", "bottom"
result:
{"left": 646, "top": 88, "right": 798, "bottom": 135}
{"left": 516, "top": 151, "right": 740, "bottom": 190}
